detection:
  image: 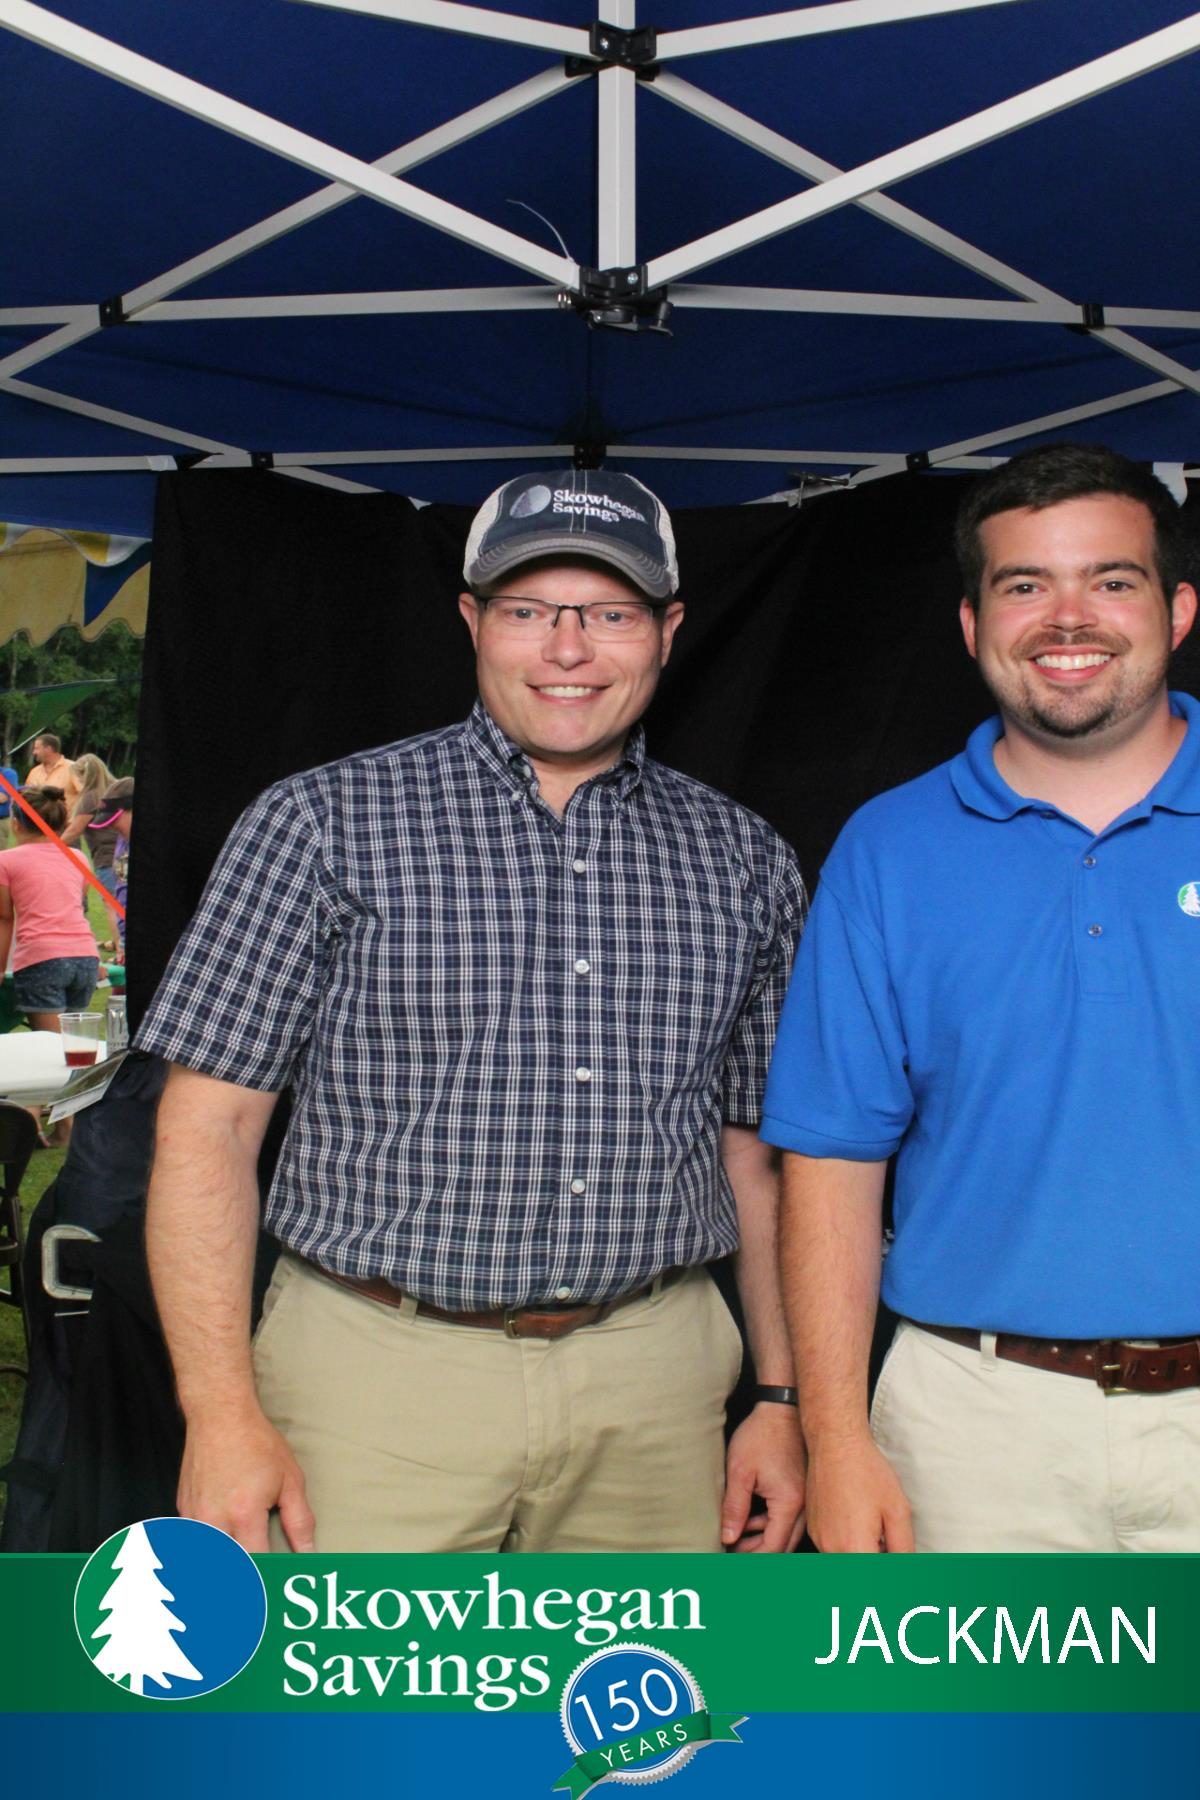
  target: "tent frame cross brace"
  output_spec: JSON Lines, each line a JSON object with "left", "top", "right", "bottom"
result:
{"left": 2, "top": 0, "right": 1198, "bottom": 496}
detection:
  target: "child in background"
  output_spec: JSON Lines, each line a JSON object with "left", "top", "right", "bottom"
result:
{"left": 0, "top": 785, "right": 100, "bottom": 1031}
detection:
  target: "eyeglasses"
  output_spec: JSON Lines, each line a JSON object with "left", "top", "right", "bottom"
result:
{"left": 473, "top": 592, "right": 666, "bottom": 639}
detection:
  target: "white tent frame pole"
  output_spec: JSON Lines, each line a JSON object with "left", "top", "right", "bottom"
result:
{"left": 9, "top": 288, "right": 1200, "bottom": 330}
{"left": 672, "top": 288, "right": 1200, "bottom": 329}
{"left": 652, "top": 72, "right": 1062, "bottom": 300}
{"left": 0, "top": 377, "right": 235, "bottom": 456}
{"left": 142, "top": 289, "right": 557, "bottom": 320}
{"left": 0, "top": 375, "right": 381, "bottom": 493}
{"left": 597, "top": 0, "right": 637, "bottom": 268}
{"left": 645, "top": 15, "right": 1200, "bottom": 286}
{"left": 196, "top": 445, "right": 576, "bottom": 467}
{"left": 850, "top": 375, "right": 1186, "bottom": 483}
{"left": 210, "top": 443, "right": 1001, "bottom": 471}
{"left": 295, "top": 0, "right": 1036, "bottom": 58}
{"left": 0, "top": 2, "right": 577, "bottom": 287}
{"left": 287, "top": 0, "right": 588, "bottom": 55}
{"left": 124, "top": 68, "right": 570, "bottom": 315}
{"left": 0, "top": 306, "right": 93, "bottom": 327}
{"left": 617, "top": 445, "right": 998, "bottom": 469}
{"left": 652, "top": 73, "right": 1200, "bottom": 399}
{"left": 0, "top": 68, "right": 570, "bottom": 387}
{"left": 0, "top": 321, "right": 98, "bottom": 383}
{"left": 124, "top": 67, "right": 573, "bottom": 313}
{"left": 0, "top": 443, "right": 1000, "bottom": 474}
{"left": 657, "top": 0, "right": 1034, "bottom": 60}
{"left": 1093, "top": 329, "right": 1200, "bottom": 396}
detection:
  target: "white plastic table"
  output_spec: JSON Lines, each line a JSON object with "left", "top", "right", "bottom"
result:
{"left": 0, "top": 1030, "right": 106, "bottom": 1105}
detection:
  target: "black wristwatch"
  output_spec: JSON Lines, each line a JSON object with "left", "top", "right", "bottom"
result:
{"left": 754, "top": 1384, "right": 799, "bottom": 1407}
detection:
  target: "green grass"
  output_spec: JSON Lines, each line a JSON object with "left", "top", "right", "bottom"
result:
{"left": 0, "top": 879, "right": 123, "bottom": 1531}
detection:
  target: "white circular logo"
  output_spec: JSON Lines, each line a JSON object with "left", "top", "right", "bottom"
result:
{"left": 511, "top": 483, "right": 552, "bottom": 518}
{"left": 74, "top": 1518, "right": 267, "bottom": 1699}
{"left": 1178, "top": 882, "right": 1200, "bottom": 917}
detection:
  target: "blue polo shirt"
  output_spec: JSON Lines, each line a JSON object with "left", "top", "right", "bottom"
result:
{"left": 762, "top": 693, "right": 1200, "bottom": 1337}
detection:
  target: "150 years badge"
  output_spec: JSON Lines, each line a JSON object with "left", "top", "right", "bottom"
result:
{"left": 554, "top": 1643, "right": 745, "bottom": 1793}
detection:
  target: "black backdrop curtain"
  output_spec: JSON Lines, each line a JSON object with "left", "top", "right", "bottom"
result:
{"left": 128, "top": 468, "right": 1200, "bottom": 1029}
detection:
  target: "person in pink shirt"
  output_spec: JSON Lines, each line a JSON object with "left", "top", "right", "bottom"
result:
{"left": 0, "top": 785, "right": 100, "bottom": 1031}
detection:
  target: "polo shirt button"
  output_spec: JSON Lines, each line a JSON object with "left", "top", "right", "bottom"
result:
{"left": 575, "top": 1066, "right": 592, "bottom": 1082}
{"left": 1087, "top": 923, "right": 1103, "bottom": 937}
{"left": 572, "top": 858, "right": 587, "bottom": 874}
{"left": 574, "top": 959, "right": 590, "bottom": 975}
{"left": 570, "top": 1178, "right": 586, "bottom": 1195}
{"left": 1083, "top": 855, "right": 1097, "bottom": 868}
{"left": 555, "top": 1286, "right": 572, "bottom": 1300}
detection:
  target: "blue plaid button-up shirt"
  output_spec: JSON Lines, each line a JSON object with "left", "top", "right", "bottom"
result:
{"left": 137, "top": 704, "right": 806, "bottom": 1309}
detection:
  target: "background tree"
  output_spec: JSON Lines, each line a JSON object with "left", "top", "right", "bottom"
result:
{"left": 1, "top": 626, "right": 141, "bottom": 771}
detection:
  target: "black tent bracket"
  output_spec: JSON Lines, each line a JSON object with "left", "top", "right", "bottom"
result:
{"left": 565, "top": 22, "right": 658, "bottom": 76}
{"left": 98, "top": 294, "right": 126, "bottom": 328}
{"left": 557, "top": 265, "right": 673, "bottom": 334}
{"left": 1067, "top": 300, "right": 1106, "bottom": 335}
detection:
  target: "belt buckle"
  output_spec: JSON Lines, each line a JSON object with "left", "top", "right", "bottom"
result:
{"left": 503, "top": 1307, "right": 524, "bottom": 1340}
{"left": 1095, "top": 1341, "right": 1131, "bottom": 1395}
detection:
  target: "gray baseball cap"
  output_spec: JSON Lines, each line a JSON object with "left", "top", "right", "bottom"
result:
{"left": 463, "top": 468, "right": 679, "bottom": 599}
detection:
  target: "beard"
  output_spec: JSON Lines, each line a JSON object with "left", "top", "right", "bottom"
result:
{"left": 981, "top": 627, "right": 1171, "bottom": 742}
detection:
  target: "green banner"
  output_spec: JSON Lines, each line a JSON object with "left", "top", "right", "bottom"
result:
{"left": 16, "top": 679, "right": 118, "bottom": 743}
{"left": 1, "top": 1552, "right": 1191, "bottom": 1715}
{"left": 554, "top": 1710, "right": 744, "bottom": 1795}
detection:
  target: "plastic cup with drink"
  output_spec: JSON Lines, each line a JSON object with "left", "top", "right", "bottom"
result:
{"left": 59, "top": 1012, "right": 104, "bottom": 1068}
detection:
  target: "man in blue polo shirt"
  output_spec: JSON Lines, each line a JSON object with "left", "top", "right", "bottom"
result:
{"left": 764, "top": 442, "right": 1200, "bottom": 1552}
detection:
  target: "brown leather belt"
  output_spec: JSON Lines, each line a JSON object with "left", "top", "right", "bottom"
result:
{"left": 309, "top": 1260, "right": 682, "bottom": 1340}
{"left": 919, "top": 1322, "right": 1200, "bottom": 1395}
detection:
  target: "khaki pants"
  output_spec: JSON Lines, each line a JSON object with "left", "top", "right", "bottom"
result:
{"left": 253, "top": 1256, "right": 743, "bottom": 1553}
{"left": 871, "top": 1321, "right": 1200, "bottom": 1552}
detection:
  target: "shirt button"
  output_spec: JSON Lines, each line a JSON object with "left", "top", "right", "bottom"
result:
{"left": 570, "top": 1178, "right": 586, "bottom": 1195}
{"left": 1083, "top": 855, "right": 1097, "bottom": 868}
{"left": 1087, "top": 923, "right": 1103, "bottom": 937}
{"left": 575, "top": 1066, "right": 592, "bottom": 1083}
{"left": 572, "top": 858, "right": 587, "bottom": 874}
{"left": 574, "top": 959, "right": 590, "bottom": 975}
{"left": 554, "top": 1286, "right": 572, "bottom": 1300}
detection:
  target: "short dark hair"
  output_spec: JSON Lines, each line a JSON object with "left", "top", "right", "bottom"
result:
{"left": 955, "top": 442, "right": 1191, "bottom": 607}
{"left": 34, "top": 732, "right": 61, "bottom": 753}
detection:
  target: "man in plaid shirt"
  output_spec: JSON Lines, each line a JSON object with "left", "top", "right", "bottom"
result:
{"left": 141, "top": 468, "right": 806, "bottom": 1554}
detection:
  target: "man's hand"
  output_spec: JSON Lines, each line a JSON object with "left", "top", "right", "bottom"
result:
{"left": 178, "top": 1408, "right": 316, "bottom": 1553}
{"left": 720, "top": 1403, "right": 806, "bottom": 1553}
{"left": 803, "top": 1432, "right": 913, "bottom": 1553}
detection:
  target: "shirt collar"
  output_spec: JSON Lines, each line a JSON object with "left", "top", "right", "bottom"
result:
{"left": 950, "top": 691, "right": 1200, "bottom": 822}
{"left": 463, "top": 700, "right": 646, "bottom": 802}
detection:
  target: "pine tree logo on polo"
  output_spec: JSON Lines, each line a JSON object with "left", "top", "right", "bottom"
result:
{"left": 74, "top": 1518, "right": 267, "bottom": 1698}
{"left": 1178, "top": 881, "right": 1200, "bottom": 917}
{"left": 554, "top": 1644, "right": 745, "bottom": 1793}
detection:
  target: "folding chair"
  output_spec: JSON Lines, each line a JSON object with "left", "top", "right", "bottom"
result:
{"left": 0, "top": 1102, "right": 41, "bottom": 1379}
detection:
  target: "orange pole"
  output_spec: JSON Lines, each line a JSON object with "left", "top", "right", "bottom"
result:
{"left": 0, "top": 769, "right": 126, "bottom": 920}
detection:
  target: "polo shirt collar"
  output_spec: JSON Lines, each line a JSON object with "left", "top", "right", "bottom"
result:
{"left": 464, "top": 700, "right": 646, "bottom": 801}
{"left": 1144, "top": 691, "right": 1200, "bottom": 815}
{"left": 950, "top": 691, "right": 1200, "bottom": 822}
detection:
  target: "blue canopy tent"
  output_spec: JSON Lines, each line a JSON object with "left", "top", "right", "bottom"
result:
{"left": 1, "top": 0, "right": 1198, "bottom": 533}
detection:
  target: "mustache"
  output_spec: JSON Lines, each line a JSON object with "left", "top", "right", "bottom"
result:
{"left": 1015, "top": 628, "right": 1130, "bottom": 658}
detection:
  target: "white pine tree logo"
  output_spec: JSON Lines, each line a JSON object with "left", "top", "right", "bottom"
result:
{"left": 1179, "top": 882, "right": 1200, "bottom": 918}
{"left": 89, "top": 1521, "right": 203, "bottom": 1695}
